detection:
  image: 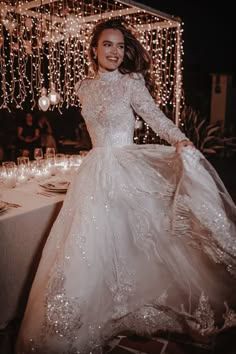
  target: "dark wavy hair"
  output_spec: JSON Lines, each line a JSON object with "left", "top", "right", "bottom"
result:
{"left": 88, "top": 19, "right": 156, "bottom": 97}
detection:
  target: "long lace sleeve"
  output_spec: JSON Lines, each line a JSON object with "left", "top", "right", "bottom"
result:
{"left": 130, "top": 75, "right": 188, "bottom": 146}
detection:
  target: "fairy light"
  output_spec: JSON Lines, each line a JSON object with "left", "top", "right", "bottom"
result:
{"left": 0, "top": 0, "right": 184, "bottom": 120}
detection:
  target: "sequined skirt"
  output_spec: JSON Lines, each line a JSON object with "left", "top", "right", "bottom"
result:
{"left": 16, "top": 144, "right": 236, "bottom": 353}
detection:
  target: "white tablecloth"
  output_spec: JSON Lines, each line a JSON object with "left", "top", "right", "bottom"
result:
{"left": 0, "top": 181, "right": 65, "bottom": 328}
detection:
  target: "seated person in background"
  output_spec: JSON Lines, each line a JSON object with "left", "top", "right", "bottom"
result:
{"left": 0, "top": 128, "right": 4, "bottom": 162}
{"left": 0, "top": 112, "right": 18, "bottom": 161}
{"left": 17, "top": 113, "right": 40, "bottom": 158}
{"left": 0, "top": 120, "right": 6, "bottom": 162}
{"left": 0, "top": 145, "right": 4, "bottom": 163}
{"left": 38, "top": 114, "right": 57, "bottom": 152}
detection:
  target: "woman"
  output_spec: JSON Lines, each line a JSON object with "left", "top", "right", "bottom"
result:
{"left": 17, "top": 113, "right": 40, "bottom": 158}
{"left": 16, "top": 19, "right": 236, "bottom": 353}
{"left": 38, "top": 115, "right": 57, "bottom": 152}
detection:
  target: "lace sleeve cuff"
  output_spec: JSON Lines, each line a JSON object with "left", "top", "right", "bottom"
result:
{"left": 130, "top": 76, "right": 188, "bottom": 145}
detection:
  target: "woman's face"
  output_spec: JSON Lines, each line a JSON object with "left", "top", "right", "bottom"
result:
{"left": 93, "top": 28, "right": 124, "bottom": 73}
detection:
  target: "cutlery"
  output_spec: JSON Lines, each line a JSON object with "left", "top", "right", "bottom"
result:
{"left": 36, "top": 191, "right": 55, "bottom": 197}
{"left": 1, "top": 201, "right": 21, "bottom": 208}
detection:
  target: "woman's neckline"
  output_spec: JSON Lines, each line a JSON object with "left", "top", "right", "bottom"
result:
{"left": 96, "top": 69, "right": 122, "bottom": 82}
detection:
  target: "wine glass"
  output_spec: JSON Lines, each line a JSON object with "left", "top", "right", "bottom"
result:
{"left": 34, "top": 148, "right": 43, "bottom": 161}
{"left": 46, "top": 147, "right": 56, "bottom": 158}
{"left": 2, "top": 161, "right": 17, "bottom": 188}
{"left": 2, "top": 161, "right": 16, "bottom": 168}
{"left": 17, "top": 156, "right": 29, "bottom": 166}
{"left": 17, "top": 156, "right": 30, "bottom": 182}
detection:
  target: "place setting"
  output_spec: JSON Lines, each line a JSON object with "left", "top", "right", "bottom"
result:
{"left": 37, "top": 178, "right": 70, "bottom": 197}
{"left": 0, "top": 200, "right": 21, "bottom": 215}
{"left": 0, "top": 201, "right": 8, "bottom": 215}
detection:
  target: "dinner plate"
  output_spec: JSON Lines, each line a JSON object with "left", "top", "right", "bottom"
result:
{"left": 39, "top": 180, "right": 69, "bottom": 193}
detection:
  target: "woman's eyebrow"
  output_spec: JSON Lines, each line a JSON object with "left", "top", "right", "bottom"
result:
{"left": 102, "top": 40, "right": 124, "bottom": 45}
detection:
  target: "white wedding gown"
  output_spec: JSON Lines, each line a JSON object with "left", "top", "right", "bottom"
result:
{"left": 16, "top": 70, "right": 236, "bottom": 354}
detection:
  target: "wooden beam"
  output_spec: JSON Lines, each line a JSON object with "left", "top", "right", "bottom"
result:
{"left": 4, "top": 1, "right": 178, "bottom": 29}
{"left": 19, "top": 0, "right": 60, "bottom": 11}
{"left": 138, "top": 21, "right": 178, "bottom": 31}
{"left": 77, "top": 7, "right": 140, "bottom": 23}
{"left": 118, "top": 0, "right": 180, "bottom": 24}
{"left": 13, "top": 6, "right": 141, "bottom": 25}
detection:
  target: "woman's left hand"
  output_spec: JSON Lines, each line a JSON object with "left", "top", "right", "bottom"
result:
{"left": 174, "top": 139, "right": 194, "bottom": 153}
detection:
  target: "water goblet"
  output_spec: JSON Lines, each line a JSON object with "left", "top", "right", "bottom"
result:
{"left": 34, "top": 148, "right": 43, "bottom": 161}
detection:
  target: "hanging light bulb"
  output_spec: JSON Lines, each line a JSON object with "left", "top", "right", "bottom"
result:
{"left": 25, "top": 17, "right": 33, "bottom": 31}
{"left": 11, "top": 42, "right": 19, "bottom": 51}
{"left": 0, "top": 5, "right": 8, "bottom": 19}
{"left": 38, "top": 87, "right": 50, "bottom": 111}
{"left": 48, "top": 83, "right": 60, "bottom": 105}
{"left": 2, "top": 18, "right": 16, "bottom": 34}
{"left": 135, "top": 119, "right": 143, "bottom": 130}
{"left": 23, "top": 40, "right": 32, "bottom": 55}
{"left": 43, "top": 30, "right": 64, "bottom": 44}
{"left": 0, "top": 35, "right": 3, "bottom": 48}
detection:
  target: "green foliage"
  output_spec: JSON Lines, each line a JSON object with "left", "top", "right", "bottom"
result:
{"left": 179, "top": 106, "right": 226, "bottom": 156}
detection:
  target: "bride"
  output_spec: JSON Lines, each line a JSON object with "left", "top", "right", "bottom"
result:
{"left": 16, "top": 19, "right": 236, "bottom": 353}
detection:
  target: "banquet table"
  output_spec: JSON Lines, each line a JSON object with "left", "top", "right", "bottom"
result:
{"left": 0, "top": 179, "right": 66, "bottom": 329}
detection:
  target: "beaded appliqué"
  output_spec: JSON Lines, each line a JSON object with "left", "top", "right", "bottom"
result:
{"left": 42, "top": 269, "right": 82, "bottom": 338}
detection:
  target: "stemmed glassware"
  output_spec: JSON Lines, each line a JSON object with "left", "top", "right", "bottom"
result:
{"left": 34, "top": 148, "right": 43, "bottom": 161}
{"left": 45, "top": 147, "right": 55, "bottom": 158}
{"left": 2, "top": 161, "right": 17, "bottom": 188}
{"left": 17, "top": 156, "right": 30, "bottom": 183}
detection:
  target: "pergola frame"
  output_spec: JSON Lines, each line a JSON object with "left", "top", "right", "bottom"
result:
{"left": 0, "top": 0, "right": 183, "bottom": 124}
{"left": 4, "top": 0, "right": 180, "bottom": 28}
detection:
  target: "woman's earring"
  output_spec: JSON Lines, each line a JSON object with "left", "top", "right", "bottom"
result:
{"left": 93, "top": 54, "right": 97, "bottom": 60}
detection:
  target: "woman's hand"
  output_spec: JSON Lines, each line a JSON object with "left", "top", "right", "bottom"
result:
{"left": 174, "top": 139, "right": 194, "bottom": 153}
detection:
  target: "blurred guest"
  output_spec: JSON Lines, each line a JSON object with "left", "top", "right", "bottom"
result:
{"left": 17, "top": 113, "right": 40, "bottom": 158}
{"left": 0, "top": 145, "right": 4, "bottom": 163}
{"left": 38, "top": 115, "right": 57, "bottom": 152}
{"left": 0, "top": 123, "right": 5, "bottom": 162}
{"left": 0, "top": 111, "right": 17, "bottom": 161}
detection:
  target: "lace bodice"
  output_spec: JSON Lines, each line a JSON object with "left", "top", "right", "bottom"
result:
{"left": 76, "top": 69, "right": 187, "bottom": 147}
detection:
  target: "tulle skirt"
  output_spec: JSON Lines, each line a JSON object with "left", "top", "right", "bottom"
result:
{"left": 16, "top": 144, "right": 236, "bottom": 353}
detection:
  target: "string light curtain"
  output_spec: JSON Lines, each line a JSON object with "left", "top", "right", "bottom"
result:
{"left": 0, "top": 0, "right": 184, "bottom": 124}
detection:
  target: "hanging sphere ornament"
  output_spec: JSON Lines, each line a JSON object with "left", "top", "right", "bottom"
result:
{"left": 48, "top": 83, "right": 60, "bottom": 105}
{"left": 135, "top": 119, "right": 143, "bottom": 130}
{"left": 38, "top": 88, "right": 50, "bottom": 111}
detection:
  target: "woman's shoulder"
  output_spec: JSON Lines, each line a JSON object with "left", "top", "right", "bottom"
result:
{"left": 128, "top": 72, "right": 145, "bottom": 83}
{"left": 74, "top": 77, "right": 94, "bottom": 97}
{"left": 123, "top": 73, "right": 145, "bottom": 93}
{"left": 122, "top": 72, "right": 145, "bottom": 87}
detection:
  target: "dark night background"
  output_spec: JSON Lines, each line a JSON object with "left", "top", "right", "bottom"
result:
{"left": 137, "top": 1, "right": 236, "bottom": 196}
{"left": 139, "top": 0, "right": 235, "bottom": 117}
{"left": 139, "top": 1, "right": 234, "bottom": 74}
